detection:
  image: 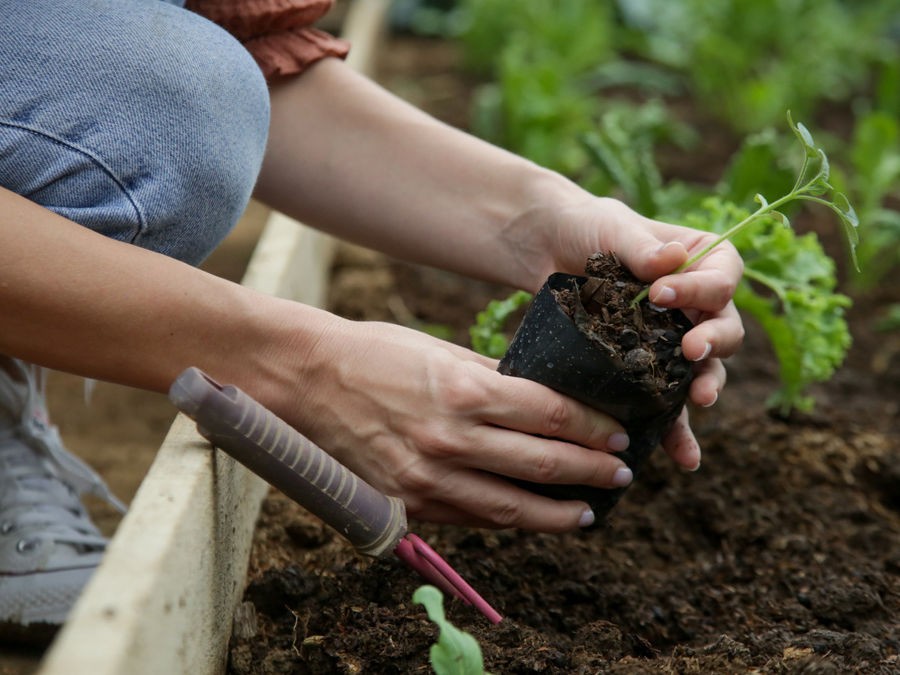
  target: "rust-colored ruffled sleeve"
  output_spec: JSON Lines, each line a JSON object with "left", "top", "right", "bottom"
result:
{"left": 186, "top": 0, "right": 350, "bottom": 83}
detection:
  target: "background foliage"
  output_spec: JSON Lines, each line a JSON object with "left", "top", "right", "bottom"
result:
{"left": 404, "top": 0, "right": 900, "bottom": 413}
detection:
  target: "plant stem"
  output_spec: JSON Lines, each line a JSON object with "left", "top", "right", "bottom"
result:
{"left": 631, "top": 193, "right": 792, "bottom": 306}
{"left": 629, "top": 114, "right": 858, "bottom": 308}
{"left": 631, "top": 205, "right": 764, "bottom": 307}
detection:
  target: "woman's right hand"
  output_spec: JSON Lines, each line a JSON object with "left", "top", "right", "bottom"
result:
{"left": 258, "top": 314, "right": 635, "bottom": 533}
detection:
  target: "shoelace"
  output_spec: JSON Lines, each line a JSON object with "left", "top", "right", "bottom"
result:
{"left": 0, "top": 360, "right": 126, "bottom": 550}
{"left": 0, "top": 439, "right": 108, "bottom": 551}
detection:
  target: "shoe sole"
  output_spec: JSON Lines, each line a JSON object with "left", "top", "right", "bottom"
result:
{"left": 0, "top": 564, "right": 97, "bottom": 628}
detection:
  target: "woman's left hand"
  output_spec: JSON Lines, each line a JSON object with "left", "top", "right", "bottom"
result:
{"left": 516, "top": 195, "right": 746, "bottom": 470}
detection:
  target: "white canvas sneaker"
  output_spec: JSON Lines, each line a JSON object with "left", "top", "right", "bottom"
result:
{"left": 0, "top": 359, "right": 125, "bottom": 637}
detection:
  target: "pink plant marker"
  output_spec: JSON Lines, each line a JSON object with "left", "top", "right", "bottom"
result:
{"left": 394, "top": 533, "right": 503, "bottom": 624}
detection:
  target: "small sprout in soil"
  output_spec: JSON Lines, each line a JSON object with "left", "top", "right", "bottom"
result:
{"left": 413, "top": 585, "right": 491, "bottom": 675}
{"left": 631, "top": 112, "right": 860, "bottom": 306}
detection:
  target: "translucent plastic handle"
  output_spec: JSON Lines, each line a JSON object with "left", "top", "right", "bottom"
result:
{"left": 169, "top": 367, "right": 407, "bottom": 558}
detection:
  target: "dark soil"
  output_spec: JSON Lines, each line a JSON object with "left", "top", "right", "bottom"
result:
{"left": 556, "top": 253, "right": 692, "bottom": 393}
{"left": 227, "top": 36, "right": 900, "bottom": 674}
{"left": 496, "top": 254, "right": 694, "bottom": 520}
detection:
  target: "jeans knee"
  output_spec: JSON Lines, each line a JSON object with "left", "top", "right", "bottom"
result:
{"left": 135, "top": 15, "right": 269, "bottom": 263}
{"left": 0, "top": 0, "right": 270, "bottom": 265}
{"left": 120, "top": 10, "right": 272, "bottom": 264}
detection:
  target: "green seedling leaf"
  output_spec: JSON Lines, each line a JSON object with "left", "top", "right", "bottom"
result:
{"left": 833, "top": 191, "right": 861, "bottom": 272}
{"left": 772, "top": 210, "right": 790, "bottom": 228}
{"left": 809, "top": 149, "right": 832, "bottom": 194}
{"left": 413, "top": 585, "right": 489, "bottom": 675}
{"left": 833, "top": 192, "right": 860, "bottom": 235}
{"left": 790, "top": 113, "right": 819, "bottom": 158}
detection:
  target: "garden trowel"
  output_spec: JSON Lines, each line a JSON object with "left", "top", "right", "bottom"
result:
{"left": 169, "top": 366, "right": 502, "bottom": 624}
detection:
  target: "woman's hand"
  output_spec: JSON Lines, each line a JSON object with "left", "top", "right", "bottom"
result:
{"left": 513, "top": 195, "right": 746, "bottom": 470}
{"left": 256, "top": 59, "right": 744, "bottom": 506}
{"left": 260, "top": 315, "right": 637, "bottom": 533}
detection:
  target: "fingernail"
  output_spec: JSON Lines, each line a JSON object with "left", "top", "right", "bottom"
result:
{"left": 690, "top": 460, "right": 702, "bottom": 473}
{"left": 578, "top": 508, "right": 595, "bottom": 528}
{"left": 692, "top": 342, "right": 712, "bottom": 362}
{"left": 651, "top": 285, "right": 676, "bottom": 304}
{"left": 656, "top": 241, "right": 680, "bottom": 254}
{"left": 702, "top": 390, "right": 718, "bottom": 407}
{"left": 607, "top": 432, "right": 630, "bottom": 452}
{"left": 611, "top": 466, "right": 633, "bottom": 487}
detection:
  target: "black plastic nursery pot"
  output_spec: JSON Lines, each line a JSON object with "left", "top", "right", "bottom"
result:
{"left": 498, "top": 271, "right": 694, "bottom": 522}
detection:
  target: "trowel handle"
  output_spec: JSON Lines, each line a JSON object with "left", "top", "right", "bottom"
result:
{"left": 168, "top": 367, "right": 407, "bottom": 558}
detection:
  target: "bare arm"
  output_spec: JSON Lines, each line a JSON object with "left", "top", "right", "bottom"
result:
{"left": 0, "top": 186, "right": 636, "bottom": 532}
{"left": 254, "top": 57, "right": 745, "bottom": 458}
{"left": 255, "top": 57, "right": 582, "bottom": 292}
{"left": 2, "top": 56, "right": 745, "bottom": 532}
{"left": 0, "top": 186, "right": 322, "bottom": 394}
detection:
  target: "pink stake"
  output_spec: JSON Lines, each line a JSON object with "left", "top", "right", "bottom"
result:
{"left": 394, "top": 533, "right": 503, "bottom": 624}
{"left": 394, "top": 537, "right": 466, "bottom": 603}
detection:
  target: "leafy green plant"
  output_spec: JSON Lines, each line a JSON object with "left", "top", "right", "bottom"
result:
{"left": 458, "top": 0, "right": 638, "bottom": 177}
{"left": 579, "top": 100, "right": 700, "bottom": 217}
{"left": 682, "top": 199, "right": 852, "bottom": 414}
{"left": 617, "top": 0, "right": 898, "bottom": 133}
{"left": 469, "top": 290, "right": 532, "bottom": 358}
{"left": 640, "top": 115, "right": 859, "bottom": 414}
{"left": 456, "top": 0, "right": 615, "bottom": 77}
{"left": 634, "top": 114, "right": 859, "bottom": 303}
{"left": 470, "top": 39, "right": 599, "bottom": 175}
{"left": 581, "top": 107, "right": 806, "bottom": 222}
{"left": 413, "top": 585, "right": 490, "bottom": 675}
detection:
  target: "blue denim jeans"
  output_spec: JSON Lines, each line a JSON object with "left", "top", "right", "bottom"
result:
{"left": 0, "top": 0, "right": 270, "bottom": 265}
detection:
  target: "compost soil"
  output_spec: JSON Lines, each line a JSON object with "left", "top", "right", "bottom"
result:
{"left": 554, "top": 252, "right": 693, "bottom": 396}
{"left": 226, "top": 37, "right": 899, "bottom": 674}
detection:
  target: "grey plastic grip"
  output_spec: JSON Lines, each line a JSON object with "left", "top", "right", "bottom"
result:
{"left": 169, "top": 367, "right": 407, "bottom": 558}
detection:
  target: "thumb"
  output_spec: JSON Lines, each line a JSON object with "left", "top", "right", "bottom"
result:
{"left": 596, "top": 201, "right": 689, "bottom": 281}
{"left": 619, "top": 238, "right": 689, "bottom": 283}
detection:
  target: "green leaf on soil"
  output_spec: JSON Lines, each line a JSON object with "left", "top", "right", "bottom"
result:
{"left": 413, "top": 585, "right": 490, "bottom": 675}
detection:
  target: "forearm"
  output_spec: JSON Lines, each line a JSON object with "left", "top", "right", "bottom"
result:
{"left": 0, "top": 187, "right": 333, "bottom": 400}
{"left": 0, "top": 188, "right": 649, "bottom": 531}
{"left": 254, "top": 57, "right": 587, "bottom": 291}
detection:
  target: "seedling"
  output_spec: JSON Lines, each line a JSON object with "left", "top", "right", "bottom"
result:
{"left": 631, "top": 113, "right": 860, "bottom": 306}
{"left": 413, "top": 585, "right": 491, "bottom": 675}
